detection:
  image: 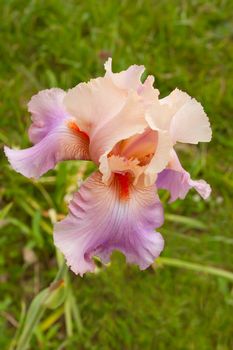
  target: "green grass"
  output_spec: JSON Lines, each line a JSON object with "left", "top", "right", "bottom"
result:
{"left": 0, "top": 0, "right": 233, "bottom": 349}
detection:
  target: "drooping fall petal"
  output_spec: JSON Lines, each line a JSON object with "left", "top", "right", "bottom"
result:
{"left": 28, "top": 88, "right": 67, "bottom": 143}
{"left": 54, "top": 171, "right": 164, "bottom": 276}
{"left": 156, "top": 150, "right": 211, "bottom": 202}
{"left": 5, "top": 89, "right": 90, "bottom": 178}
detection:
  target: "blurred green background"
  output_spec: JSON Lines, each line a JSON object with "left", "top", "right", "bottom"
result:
{"left": 0, "top": 0, "right": 233, "bottom": 349}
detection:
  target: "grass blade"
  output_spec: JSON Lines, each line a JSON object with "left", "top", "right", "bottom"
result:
{"left": 156, "top": 257, "right": 233, "bottom": 281}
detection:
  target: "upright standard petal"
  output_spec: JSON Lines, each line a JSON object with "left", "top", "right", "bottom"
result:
{"left": 54, "top": 171, "right": 164, "bottom": 276}
{"left": 90, "top": 92, "right": 147, "bottom": 167}
{"left": 104, "top": 57, "right": 145, "bottom": 91}
{"left": 156, "top": 150, "right": 211, "bottom": 202}
{"left": 138, "top": 75, "right": 160, "bottom": 105}
{"left": 5, "top": 89, "right": 90, "bottom": 178}
{"left": 168, "top": 90, "right": 212, "bottom": 144}
{"left": 64, "top": 76, "right": 127, "bottom": 135}
{"left": 148, "top": 88, "right": 212, "bottom": 144}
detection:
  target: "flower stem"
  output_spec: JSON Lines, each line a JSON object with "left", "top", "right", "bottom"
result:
{"left": 14, "top": 260, "right": 67, "bottom": 350}
{"left": 157, "top": 257, "right": 233, "bottom": 281}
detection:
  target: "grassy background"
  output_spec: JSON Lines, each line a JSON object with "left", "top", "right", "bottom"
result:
{"left": 0, "top": 0, "right": 233, "bottom": 349}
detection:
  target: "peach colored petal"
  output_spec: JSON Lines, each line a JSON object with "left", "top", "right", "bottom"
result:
{"left": 147, "top": 88, "right": 212, "bottom": 144}
{"left": 112, "top": 128, "right": 157, "bottom": 163}
{"left": 169, "top": 96, "right": 212, "bottom": 144}
{"left": 64, "top": 76, "right": 127, "bottom": 135}
{"left": 148, "top": 88, "right": 212, "bottom": 144}
{"left": 144, "top": 131, "right": 173, "bottom": 186}
{"left": 137, "top": 75, "right": 160, "bottom": 105}
{"left": 146, "top": 101, "right": 174, "bottom": 131}
{"left": 104, "top": 57, "right": 145, "bottom": 91}
{"left": 91, "top": 92, "right": 148, "bottom": 180}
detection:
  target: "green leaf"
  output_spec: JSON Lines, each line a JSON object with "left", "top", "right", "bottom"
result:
{"left": 165, "top": 214, "right": 206, "bottom": 230}
{"left": 0, "top": 202, "right": 13, "bottom": 220}
{"left": 44, "top": 280, "right": 66, "bottom": 310}
{"left": 16, "top": 289, "right": 48, "bottom": 350}
{"left": 39, "top": 306, "right": 64, "bottom": 332}
{"left": 156, "top": 257, "right": 233, "bottom": 281}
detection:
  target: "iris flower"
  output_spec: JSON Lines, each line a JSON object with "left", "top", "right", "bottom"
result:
{"left": 4, "top": 59, "right": 212, "bottom": 275}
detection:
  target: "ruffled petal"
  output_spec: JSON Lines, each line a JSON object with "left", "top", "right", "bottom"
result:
{"left": 144, "top": 131, "right": 173, "bottom": 186}
{"left": 104, "top": 57, "right": 145, "bottom": 91}
{"left": 54, "top": 171, "right": 164, "bottom": 276}
{"left": 147, "top": 88, "right": 212, "bottom": 144}
{"left": 91, "top": 92, "right": 148, "bottom": 178}
{"left": 4, "top": 122, "right": 90, "bottom": 178}
{"left": 5, "top": 88, "right": 90, "bottom": 178}
{"left": 64, "top": 76, "right": 126, "bottom": 135}
{"left": 159, "top": 88, "right": 212, "bottom": 144}
{"left": 28, "top": 88, "right": 67, "bottom": 144}
{"left": 156, "top": 150, "right": 211, "bottom": 202}
{"left": 138, "top": 75, "right": 160, "bottom": 105}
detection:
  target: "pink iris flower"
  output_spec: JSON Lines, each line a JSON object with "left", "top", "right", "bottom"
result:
{"left": 4, "top": 58, "right": 212, "bottom": 276}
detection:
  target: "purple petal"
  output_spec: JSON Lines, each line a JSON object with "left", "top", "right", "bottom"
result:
{"left": 28, "top": 88, "right": 67, "bottom": 144}
{"left": 54, "top": 171, "right": 164, "bottom": 276}
{"left": 5, "top": 88, "right": 90, "bottom": 178}
{"left": 156, "top": 151, "right": 211, "bottom": 202}
{"left": 4, "top": 124, "right": 89, "bottom": 178}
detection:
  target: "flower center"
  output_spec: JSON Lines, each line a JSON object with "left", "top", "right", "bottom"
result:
{"left": 111, "top": 128, "right": 157, "bottom": 167}
{"left": 114, "top": 172, "right": 133, "bottom": 201}
{"left": 67, "top": 120, "right": 90, "bottom": 141}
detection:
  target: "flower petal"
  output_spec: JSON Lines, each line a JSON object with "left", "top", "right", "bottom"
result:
{"left": 91, "top": 92, "right": 148, "bottom": 178}
{"left": 28, "top": 88, "right": 67, "bottom": 144}
{"left": 64, "top": 76, "right": 126, "bottom": 135}
{"left": 104, "top": 57, "right": 145, "bottom": 91}
{"left": 54, "top": 171, "right": 164, "bottom": 276}
{"left": 4, "top": 123, "right": 90, "bottom": 178}
{"left": 113, "top": 128, "right": 157, "bottom": 162}
{"left": 147, "top": 88, "right": 212, "bottom": 144}
{"left": 156, "top": 150, "right": 211, "bottom": 202}
{"left": 138, "top": 75, "right": 160, "bottom": 105}
{"left": 144, "top": 131, "right": 173, "bottom": 186}
{"left": 162, "top": 89, "right": 212, "bottom": 144}
{"left": 5, "top": 88, "right": 90, "bottom": 178}
{"left": 106, "top": 155, "right": 145, "bottom": 185}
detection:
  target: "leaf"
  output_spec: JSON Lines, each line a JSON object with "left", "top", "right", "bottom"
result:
{"left": 155, "top": 257, "right": 233, "bottom": 281}
{"left": 44, "top": 280, "right": 66, "bottom": 310}
{"left": 0, "top": 202, "right": 13, "bottom": 220}
{"left": 39, "top": 306, "right": 64, "bottom": 332}
{"left": 16, "top": 289, "right": 48, "bottom": 350}
{"left": 165, "top": 214, "right": 206, "bottom": 230}
{"left": 32, "top": 210, "right": 44, "bottom": 248}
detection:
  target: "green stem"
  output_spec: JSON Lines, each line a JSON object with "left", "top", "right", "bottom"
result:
{"left": 70, "top": 291, "right": 83, "bottom": 334}
{"left": 64, "top": 270, "right": 73, "bottom": 338}
{"left": 157, "top": 257, "right": 233, "bottom": 281}
{"left": 54, "top": 260, "right": 67, "bottom": 282}
{"left": 15, "top": 260, "right": 67, "bottom": 350}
